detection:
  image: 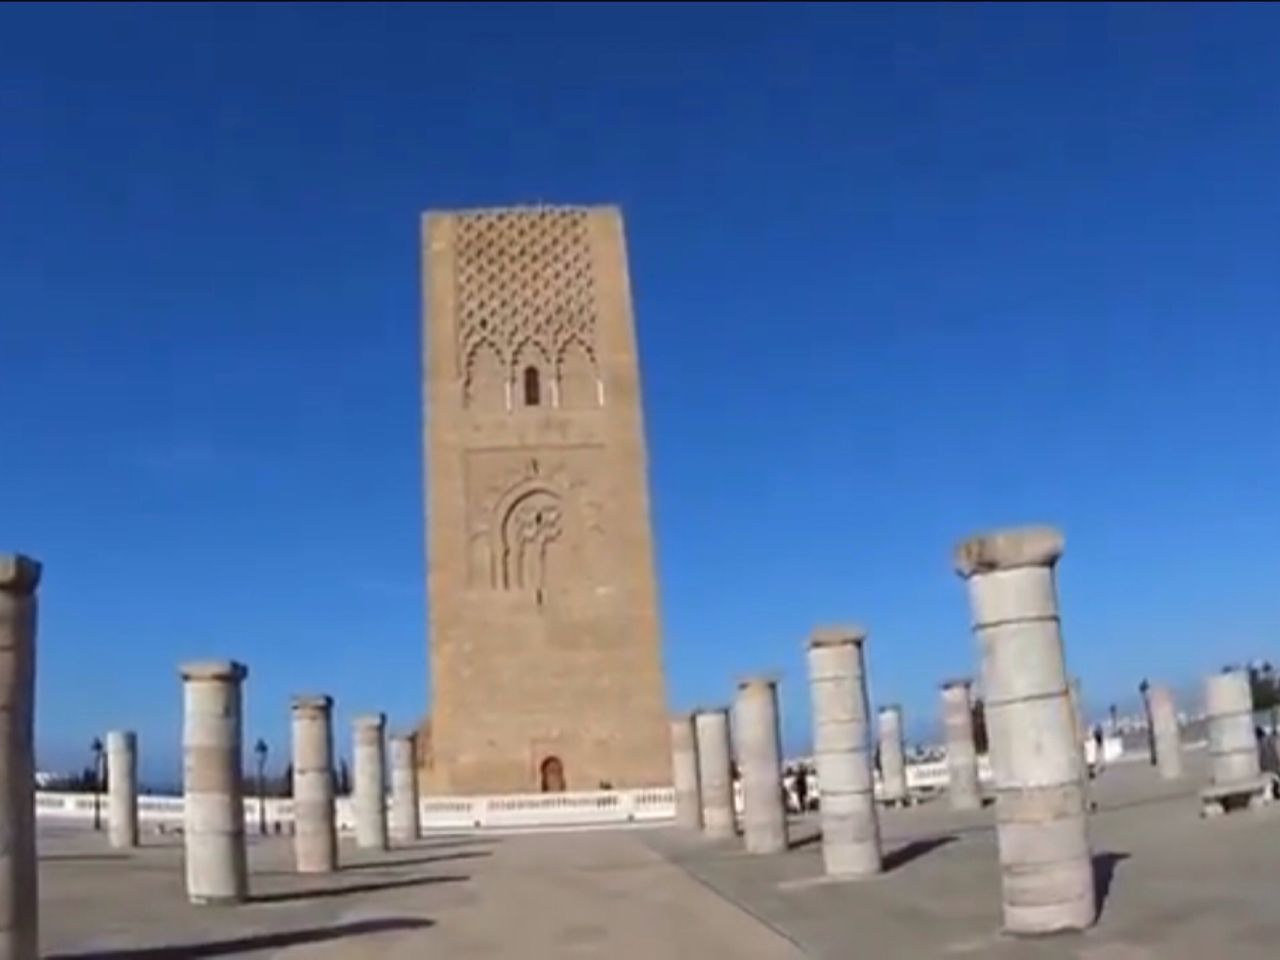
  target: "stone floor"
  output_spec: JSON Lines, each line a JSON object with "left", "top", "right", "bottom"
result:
{"left": 36, "top": 755, "right": 1280, "bottom": 957}
{"left": 648, "top": 754, "right": 1280, "bottom": 958}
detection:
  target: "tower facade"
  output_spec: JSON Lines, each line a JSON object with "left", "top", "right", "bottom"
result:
{"left": 421, "top": 205, "right": 670, "bottom": 794}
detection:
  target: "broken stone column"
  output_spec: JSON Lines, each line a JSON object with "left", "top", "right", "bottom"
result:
{"left": 390, "top": 732, "right": 421, "bottom": 844}
{"left": 940, "top": 679, "right": 981, "bottom": 810}
{"left": 1205, "top": 669, "right": 1259, "bottom": 787}
{"left": 106, "top": 730, "right": 139, "bottom": 849}
{"left": 353, "top": 713, "right": 388, "bottom": 850}
{"left": 877, "top": 704, "right": 908, "bottom": 805}
{"left": 733, "top": 678, "right": 787, "bottom": 854}
{"left": 1147, "top": 685, "right": 1183, "bottom": 781}
{"left": 1, "top": 554, "right": 40, "bottom": 960}
{"left": 290, "top": 695, "right": 336, "bottom": 873}
{"left": 807, "top": 625, "right": 882, "bottom": 878}
{"left": 181, "top": 660, "right": 249, "bottom": 905}
{"left": 693, "top": 708, "right": 735, "bottom": 839}
{"left": 955, "top": 526, "right": 1095, "bottom": 935}
{"left": 670, "top": 713, "right": 702, "bottom": 830}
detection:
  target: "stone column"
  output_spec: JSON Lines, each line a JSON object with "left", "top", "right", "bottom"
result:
{"left": 1205, "top": 669, "right": 1258, "bottom": 787}
{"left": 353, "top": 713, "right": 388, "bottom": 850}
{"left": 955, "top": 527, "right": 1094, "bottom": 935}
{"left": 1, "top": 555, "right": 40, "bottom": 960}
{"left": 180, "top": 660, "right": 249, "bottom": 905}
{"left": 807, "top": 625, "right": 882, "bottom": 878}
{"left": 693, "top": 708, "right": 735, "bottom": 839}
{"left": 877, "top": 704, "right": 908, "bottom": 805}
{"left": 106, "top": 730, "right": 139, "bottom": 849}
{"left": 670, "top": 714, "right": 702, "bottom": 830}
{"left": 390, "top": 732, "right": 421, "bottom": 844}
{"left": 290, "top": 695, "right": 336, "bottom": 874}
{"left": 733, "top": 678, "right": 787, "bottom": 854}
{"left": 1147, "top": 685, "right": 1183, "bottom": 781}
{"left": 940, "top": 679, "right": 981, "bottom": 810}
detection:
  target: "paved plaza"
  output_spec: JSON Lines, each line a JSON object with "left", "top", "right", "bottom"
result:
{"left": 35, "top": 754, "right": 1280, "bottom": 958}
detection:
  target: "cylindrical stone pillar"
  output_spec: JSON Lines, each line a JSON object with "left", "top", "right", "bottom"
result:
{"left": 390, "top": 733, "right": 421, "bottom": 844}
{"left": 106, "top": 730, "right": 139, "bottom": 849}
{"left": 733, "top": 678, "right": 787, "bottom": 854}
{"left": 877, "top": 704, "right": 908, "bottom": 805}
{"left": 290, "top": 695, "right": 336, "bottom": 874}
{"left": 807, "top": 625, "right": 882, "bottom": 878}
{"left": 693, "top": 708, "right": 735, "bottom": 839}
{"left": 940, "top": 679, "right": 981, "bottom": 810}
{"left": 180, "top": 660, "right": 249, "bottom": 905}
{"left": 1147, "top": 685, "right": 1183, "bottom": 781}
{"left": 670, "top": 714, "right": 702, "bottom": 830}
{"left": 353, "top": 713, "right": 388, "bottom": 850}
{"left": 1, "top": 555, "right": 40, "bottom": 960}
{"left": 1205, "top": 670, "right": 1258, "bottom": 787}
{"left": 955, "top": 526, "right": 1095, "bottom": 935}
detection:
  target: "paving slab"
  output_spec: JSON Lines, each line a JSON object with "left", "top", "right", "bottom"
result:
{"left": 646, "top": 754, "right": 1280, "bottom": 959}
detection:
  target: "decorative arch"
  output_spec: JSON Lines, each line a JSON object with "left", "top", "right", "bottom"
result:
{"left": 498, "top": 486, "right": 562, "bottom": 593}
{"left": 540, "top": 756, "right": 566, "bottom": 793}
{"left": 463, "top": 339, "right": 506, "bottom": 412}
{"left": 556, "top": 336, "right": 600, "bottom": 410}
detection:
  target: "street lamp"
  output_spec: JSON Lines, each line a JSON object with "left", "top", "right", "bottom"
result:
{"left": 1138, "top": 679, "right": 1155, "bottom": 766}
{"left": 253, "top": 738, "right": 268, "bottom": 836}
{"left": 90, "top": 737, "right": 104, "bottom": 832}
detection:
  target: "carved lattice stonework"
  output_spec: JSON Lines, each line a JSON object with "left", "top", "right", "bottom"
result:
{"left": 455, "top": 207, "right": 600, "bottom": 408}
{"left": 464, "top": 447, "right": 606, "bottom": 594}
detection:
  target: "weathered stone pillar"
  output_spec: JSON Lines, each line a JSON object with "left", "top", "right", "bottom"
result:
{"left": 940, "top": 679, "right": 981, "bottom": 810}
{"left": 807, "top": 625, "right": 882, "bottom": 878}
{"left": 1068, "top": 678, "right": 1087, "bottom": 757}
{"left": 106, "top": 730, "right": 139, "bottom": 849}
{"left": 353, "top": 713, "right": 388, "bottom": 850}
{"left": 1205, "top": 670, "right": 1258, "bottom": 787}
{"left": 1147, "top": 685, "right": 1183, "bottom": 780}
{"left": 180, "top": 660, "right": 249, "bottom": 905}
{"left": 670, "top": 713, "right": 702, "bottom": 830}
{"left": 733, "top": 678, "right": 787, "bottom": 854}
{"left": 877, "top": 704, "right": 908, "bottom": 805}
{"left": 955, "top": 527, "right": 1095, "bottom": 935}
{"left": 390, "top": 732, "right": 421, "bottom": 844}
{"left": 290, "top": 695, "right": 336, "bottom": 874}
{"left": 693, "top": 708, "right": 735, "bottom": 839}
{"left": 1, "top": 555, "right": 40, "bottom": 960}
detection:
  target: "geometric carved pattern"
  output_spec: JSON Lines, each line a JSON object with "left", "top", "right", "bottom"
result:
{"left": 456, "top": 207, "right": 600, "bottom": 408}
{"left": 455, "top": 207, "right": 599, "bottom": 394}
{"left": 465, "top": 449, "right": 606, "bottom": 595}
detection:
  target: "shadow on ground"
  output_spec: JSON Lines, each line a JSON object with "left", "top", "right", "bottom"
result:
{"left": 884, "top": 835, "right": 957, "bottom": 871}
{"left": 341, "top": 850, "right": 490, "bottom": 871}
{"left": 46, "top": 917, "right": 435, "bottom": 959}
{"left": 249, "top": 872, "right": 468, "bottom": 904}
{"left": 39, "top": 853, "right": 132, "bottom": 863}
{"left": 1093, "top": 850, "right": 1130, "bottom": 918}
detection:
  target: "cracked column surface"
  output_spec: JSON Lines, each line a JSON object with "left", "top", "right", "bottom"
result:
{"left": 670, "top": 714, "right": 702, "bottom": 830}
{"left": 1204, "top": 670, "right": 1258, "bottom": 788}
{"left": 390, "top": 732, "right": 421, "bottom": 844}
{"left": 693, "top": 708, "right": 735, "bottom": 840}
{"left": 807, "top": 625, "right": 882, "bottom": 878}
{"left": 1, "top": 554, "right": 40, "bottom": 960}
{"left": 955, "top": 526, "right": 1095, "bottom": 935}
{"left": 106, "top": 730, "right": 139, "bottom": 849}
{"left": 353, "top": 713, "right": 389, "bottom": 850}
{"left": 734, "top": 677, "right": 787, "bottom": 854}
{"left": 1147, "top": 685, "right": 1184, "bottom": 781}
{"left": 291, "top": 695, "right": 337, "bottom": 873}
{"left": 181, "top": 660, "right": 249, "bottom": 905}
{"left": 940, "top": 679, "right": 981, "bottom": 810}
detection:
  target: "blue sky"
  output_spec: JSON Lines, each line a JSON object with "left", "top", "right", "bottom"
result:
{"left": 4, "top": 3, "right": 1279, "bottom": 784}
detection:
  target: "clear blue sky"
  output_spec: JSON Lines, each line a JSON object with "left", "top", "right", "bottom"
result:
{"left": 4, "top": 3, "right": 1279, "bottom": 785}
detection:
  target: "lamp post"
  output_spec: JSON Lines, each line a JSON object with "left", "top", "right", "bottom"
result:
{"left": 1138, "top": 679, "right": 1156, "bottom": 765}
{"left": 90, "top": 736, "right": 104, "bottom": 832}
{"left": 254, "top": 738, "right": 268, "bottom": 835}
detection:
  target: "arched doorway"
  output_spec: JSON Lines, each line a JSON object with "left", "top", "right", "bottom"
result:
{"left": 539, "top": 756, "right": 566, "bottom": 793}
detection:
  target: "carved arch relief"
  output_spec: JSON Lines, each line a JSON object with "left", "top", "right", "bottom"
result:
{"left": 462, "top": 334, "right": 603, "bottom": 412}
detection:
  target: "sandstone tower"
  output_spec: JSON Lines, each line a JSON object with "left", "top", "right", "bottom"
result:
{"left": 421, "top": 205, "right": 670, "bottom": 795}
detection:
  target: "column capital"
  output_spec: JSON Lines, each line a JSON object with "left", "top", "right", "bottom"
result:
{"left": 877, "top": 703, "right": 902, "bottom": 715}
{"left": 939, "top": 677, "right": 973, "bottom": 691}
{"left": 353, "top": 712, "right": 386, "bottom": 730}
{"left": 736, "top": 674, "right": 780, "bottom": 691}
{"left": 180, "top": 660, "right": 248, "bottom": 682}
{"left": 809, "top": 624, "right": 868, "bottom": 648}
{"left": 291, "top": 694, "right": 333, "bottom": 713}
{"left": 953, "top": 525, "right": 1063, "bottom": 577}
{"left": 0, "top": 553, "right": 41, "bottom": 594}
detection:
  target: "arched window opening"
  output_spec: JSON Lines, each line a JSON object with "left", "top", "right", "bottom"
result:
{"left": 523, "top": 365, "right": 541, "bottom": 407}
{"left": 540, "top": 756, "right": 566, "bottom": 793}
